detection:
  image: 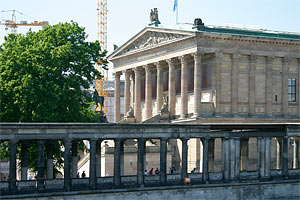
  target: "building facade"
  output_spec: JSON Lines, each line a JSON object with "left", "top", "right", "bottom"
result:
{"left": 108, "top": 20, "right": 300, "bottom": 122}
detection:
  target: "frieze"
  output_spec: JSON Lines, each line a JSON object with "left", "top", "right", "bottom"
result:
{"left": 116, "top": 31, "right": 188, "bottom": 56}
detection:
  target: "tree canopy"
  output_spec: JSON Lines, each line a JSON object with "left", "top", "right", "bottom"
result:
{"left": 0, "top": 21, "right": 107, "bottom": 175}
{"left": 0, "top": 21, "right": 107, "bottom": 122}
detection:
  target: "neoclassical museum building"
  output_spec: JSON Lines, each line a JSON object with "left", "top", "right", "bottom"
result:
{"left": 108, "top": 18, "right": 300, "bottom": 123}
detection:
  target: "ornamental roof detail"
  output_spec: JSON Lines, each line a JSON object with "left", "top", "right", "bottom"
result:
{"left": 110, "top": 28, "right": 194, "bottom": 59}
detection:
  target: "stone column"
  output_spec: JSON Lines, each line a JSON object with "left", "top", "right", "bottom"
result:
{"left": 180, "top": 55, "right": 188, "bottom": 118}
{"left": 64, "top": 139, "right": 71, "bottom": 191}
{"left": 167, "top": 59, "right": 176, "bottom": 118}
{"left": 240, "top": 138, "right": 249, "bottom": 171}
{"left": 137, "top": 138, "right": 145, "bottom": 185}
{"left": 181, "top": 138, "right": 188, "bottom": 182}
{"left": 282, "top": 136, "right": 289, "bottom": 177}
{"left": 214, "top": 53, "right": 222, "bottom": 115}
{"left": 193, "top": 53, "right": 202, "bottom": 117}
{"left": 282, "top": 57, "right": 289, "bottom": 117}
{"left": 89, "top": 139, "right": 97, "bottom": 190}
{"left": 9, "top": 139, "right": 17, "bottom": 193}
{"left": 120, "top": 140, "right": 124, "bottom": 176}
{"left": 71, "top": 141, "right": 78, "bottom": 178}
{"left": 160, "top": 138, "right": 167, "bottom": 184}
{"left": 208, "top": 139, "right": 215, "bottom": 172}
{"left": 124, "top": 70, "right": 131, "bottom": 115}
{"left": 37, "top": 140, "right": 45, "bottom": 191}
{"left": 235, "top": 138, "right": 241, "bottom": 179}
{"left": 113, "top": 139, "right": 121, "bottom": 186}
{"left": 222, "top": 137, "right": 230, "bottom": 182}
{"left": 276, "top": 138, "right": 282, "bottom": 169}
{"left": 46, "top": 141, "right": 54, "bottom": 179}
{"left": 96, "top": 140, "right": 102, "bottom": 177}
{"left": 231, "top": 54, "right": 239, "bottom": 116}
{"left": 265, "top": 137, "right": 271, "bottom": 178}
{"left": 202, "top": 137, "right": 209, "bottom": 183}
{"left": 155, "top": 62, "right": 164, "bottom": 114}
{"left": 21, "top": 141, "right": 28, "bottom": 180}
{"left": 114, "top": 72, "right": 121, "bottom": 122}
{"left": 134, "top": 67, "right": 142, "bottom": 122}
{"left": 249, "top": 55, "right": 256, "bottom": 116}
{"left": 266, "top": 56, "right": 274, "bottom": 117}
{"left": 145, "top": 65, "right": 152, "bottom": 119}
{"left": 229, "top": 138, "right": 236, "bottom": 180}
{"left": 258, "top": 137, "right": 270, "bottom": 179}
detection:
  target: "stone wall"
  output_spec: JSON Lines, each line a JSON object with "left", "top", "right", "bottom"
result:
{"left": 9, "top": 181, "right": 300, "bottom": 200}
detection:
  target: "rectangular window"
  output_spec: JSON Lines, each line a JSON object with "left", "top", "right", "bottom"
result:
{"left": 288, "top": 78, "right": 296, "bottom": 102}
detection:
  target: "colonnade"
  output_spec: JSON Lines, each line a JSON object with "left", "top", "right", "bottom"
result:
{"left": 4, "top": 135, "right": 299, "bottom": 194}
{"left": 114, "top": 53, "right": 203, "bottom": 122}
{"left": 114, "top": 53, "right": 300, "bottom": 122}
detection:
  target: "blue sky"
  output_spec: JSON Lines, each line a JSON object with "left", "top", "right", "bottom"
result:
{"left": 1, "top": 0, "right": 300, "bottom": 76}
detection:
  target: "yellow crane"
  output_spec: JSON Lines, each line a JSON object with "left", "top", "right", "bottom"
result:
{"left": 0, "top": 10, "right": 48, "bottom": 33}
{"left": 95, "top": 0, "right": 109, "bottom": 114}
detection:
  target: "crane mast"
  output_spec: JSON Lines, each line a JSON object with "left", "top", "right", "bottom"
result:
{"left": 96, "top": 0, "right": 109, "bottom": 114}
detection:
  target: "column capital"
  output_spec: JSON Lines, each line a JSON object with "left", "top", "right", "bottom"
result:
{"left": 179, "top": 55, "right": 188, "bottom": 65}
{"left": 192, "top": 52, "right": 202, "bottom": 61}
{"left": 154, "top": 62, "right": 163, "bottom": 71}
{"left": 114, "top": 71, "right": 122, "bottom": 78}
{"left": 144, "top": 64, "right": 153, "bottom": 73}
{"left": 166, "top": 58, "right": 174, "bottom": 66}
{"left": 133, "top": 66, "right": 142, "bottom": 74}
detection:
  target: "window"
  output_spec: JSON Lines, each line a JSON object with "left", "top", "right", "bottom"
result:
{"left": 288, "top": 78, "right": 296, "bottom": 102}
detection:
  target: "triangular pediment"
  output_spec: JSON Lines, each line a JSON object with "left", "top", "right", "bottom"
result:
{"left": 109, "top": 27, "right": 195, "bottom": 59}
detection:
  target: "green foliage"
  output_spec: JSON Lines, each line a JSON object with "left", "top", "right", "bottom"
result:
{"left": 0, "top": 21, "right": 107, "bottom": 174}
{"left": 0, "top": 21, "right": 108, "bottom": 122}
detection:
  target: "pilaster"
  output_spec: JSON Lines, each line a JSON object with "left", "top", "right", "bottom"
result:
{"left": 249, "top": 55, "right": 257, "bottom": 116}
{"left": 266, "top": 56, "right": 274, "bottom": 117}
{"left": 214, "top": 53, "right": 223, "bottom": 115}
{"left": 231, "top": 54, "right": 240, "bottom": 116}
{"left": 282, "top": 57, "right": 289, "bottom": 117}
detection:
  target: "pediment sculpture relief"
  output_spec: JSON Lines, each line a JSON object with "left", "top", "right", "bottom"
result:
{"left": 116, "top": 31, "right": 187, "bottom": 56}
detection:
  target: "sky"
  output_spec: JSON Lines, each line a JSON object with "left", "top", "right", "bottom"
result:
{"left": 1, "top": 0, "right": 300, "bottom": 78}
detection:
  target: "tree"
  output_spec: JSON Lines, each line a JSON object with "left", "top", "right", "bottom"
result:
{"left": 0, "top": 21, "right": 107, "bottom": 122}
{"left": 0, "top": 21, "right": 107, "bottom": 174}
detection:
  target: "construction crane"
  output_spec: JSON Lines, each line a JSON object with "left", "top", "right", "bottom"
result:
{"left": 95, "top": 0, "right": 109, "bottom": 114}
{"left": 0, "top": 10, "right": 48, "bottom": 34}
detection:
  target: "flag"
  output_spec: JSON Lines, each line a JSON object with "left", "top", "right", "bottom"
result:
{"left": 173, "top": 0, "right": 177, "bottom": 12}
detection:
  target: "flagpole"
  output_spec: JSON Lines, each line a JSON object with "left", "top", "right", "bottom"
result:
{"left": 176, "top": 2, "right": 178, "bottom": 24}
